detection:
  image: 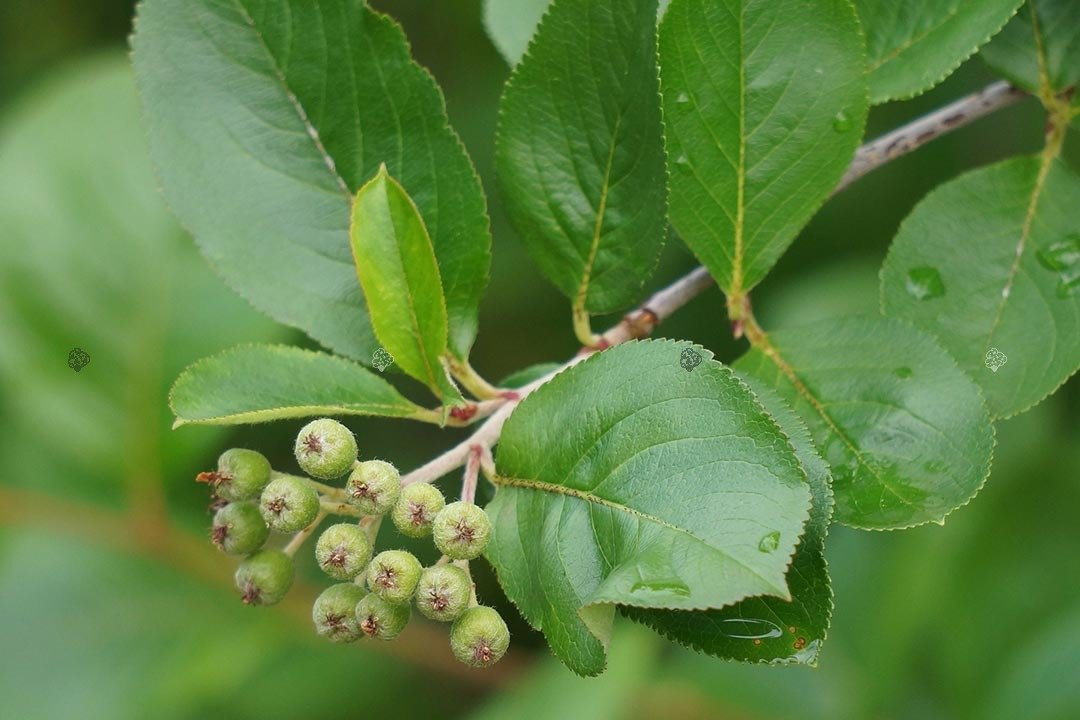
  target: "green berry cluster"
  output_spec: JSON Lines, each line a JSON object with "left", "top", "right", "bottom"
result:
{"left": 196, "top": 418, "right": 509, "bottom": 668}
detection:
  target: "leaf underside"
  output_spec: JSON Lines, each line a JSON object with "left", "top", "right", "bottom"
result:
{"left": 486, "top": 340, "right": 812, "bottom": 675}
{"left": 881, "top": 156, "right": 1080, "bottom": 419}
{"left": 496, "top": 0, "right": 668, "bottom": 314}
{"left": 659, "top": 0, "right": 868, "bottom": 295}
{"left": 735, "top": 315, "right": 995, "bottom": 530}
{"left": 132, "top": 0, "right": 491, "bottom": 362}
{"left": 169, "top": 344, "right": 424, "bottom": 426}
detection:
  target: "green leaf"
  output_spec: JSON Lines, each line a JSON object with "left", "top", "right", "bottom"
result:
{"left": 482, "top": 0, "right": 550, "bottom": 66}
{"left": 495, "top": 0, "right": 668, "bottom": 325}
{"left": 981, "top": 0, "right": 1080, "bottom": 99}
{"left": 627, "top": 378, "right": 833, "bottom": 666}
{"left": 736, "top": 315, "right": 995, "bottom": 530}
{"left": 169, "top": 344, "right": 429, "bottom": 427}
{"left": 498, "top": 362, "right": 564, "bottom": 389}
{"left": 350, "top": 167, "right": 461, "bottom": 404}
{"left": 486, "top": 340, "right": 812, "bottom": 675}
{"left": 131, "top": 0, "right": 491, "bottom": 363}
{"left": 853, "top": 0, "right": 1024, "bottom": 104}
{"left": 881, "top": 156, "right": 1080, "bottom": 419}
{"left": 659, "top": 0, "right": 868, "bottom": 296}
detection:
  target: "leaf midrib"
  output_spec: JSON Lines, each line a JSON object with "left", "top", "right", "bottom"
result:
{"left": 575, "top": 114, "right": 623, "bottom": 313}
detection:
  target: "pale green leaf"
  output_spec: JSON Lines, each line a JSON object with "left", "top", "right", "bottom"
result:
{"left": 627, "top": 378, "right": 833, "bottom": 665}
{"left": 169, "top": 344, "right": 428, "bottom": 427}
{"left": 660, "top": 0, "right": 868, "bottom": 295}
{"left": 881, "top": 155, "right": 1080, "bottom": 418}
{"left": 350, "top": 167, "right": 461, "bottom": 404}
{"left": 981, "top": 0, "right": 1080, "bottom": 99}
{"left": 736, "top": 316, "right": 995, "bottom": 530}
{"left": 495, "top": 0, "right": 668, "bottom": 319}
{"left": 854, "top": 0, "right": 1024, "bottom": 103}
{"left": 486, "top": 340, "right": 812, "bottom": 675}
{"left": 131, "top": 0, "right": 491, "bottom": 362}
{"left": 482, "top": 0, "right": 550, "bottom": 66}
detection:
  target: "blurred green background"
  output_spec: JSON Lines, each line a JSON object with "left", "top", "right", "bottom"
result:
{"left": 1, "top": 2, "right": 1077, "bottom": 718}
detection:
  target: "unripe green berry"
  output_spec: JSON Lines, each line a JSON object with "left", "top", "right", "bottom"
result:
{"left": 315, "top": 523, "right": 372, "bottom": 580}
{"left": 366, "top": 550, "right": 422, "bottom": 604}
{"left": 415, "top": 564, "right": 472, "bottom": 622}
{"left": 346, "top": 460, "right": 401, "bottom": 516}
{"left": 214, "top": 448, "right": 272, "bottom": 501}
{"left": 294, "top": 418, "right": 358, "bottom": 480}
{"left": 235, "top": 550, "right": 294, "bottom": 606}
{"left": 391, "top": 483, "right": 445, "bottom": 538}
{"left": 211, "top": 501, "right": 269, "bottom": 555}
{"left": 355, "top": 593, "right": 411, "bottom": 641}
{"left": 312, "top": 583, "right": 367, "bottom": 643}
{"left": 450, "top": 606, "right": 510, "bottom": 668}
{"left": 433, "top": 501, "right": 492, "bottom": 560}
{"left": 260, "top": 475, "right": 320, "bottom": 532}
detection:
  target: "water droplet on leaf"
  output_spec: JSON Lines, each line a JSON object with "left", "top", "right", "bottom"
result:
{"left": 630, "top": 579, "right": 690, "bottom": 596}
{"left": 718, "top": 618, "right": 783, "bottom": 640}
{"left": 832, "top": 111, "right": 851, "bottom": 132}
{"left": 758, "top": 531, "right": 780, "bottom": 553}
{"left": 893, "top": 366, "right": 913, "bottom": 379}
{"left": 1036, "top": 236, "right": 1080, "bottom": 271}
{"left": 675, "top": 91, "right": 690, "bottom": 105}
{"left": 905, "top": 266, "right": 945, "bottom": 300}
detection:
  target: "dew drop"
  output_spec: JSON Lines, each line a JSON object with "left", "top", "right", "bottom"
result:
{"left": 832, "top": 111, "right": 851, "bottom": 132}
{"left": 675, "top": 91, "right": 691, "bottom": 105}
{"left": 674, "top": 155, "right": 691, "bottom": 171}
{"left": 1058, "top": 269, "right": 1080, "bottom": 298}
{"left": 1036, "top": 236, "right": 1080, "bottom": 272}
{"left": 758, "top": 530, "right": 781, "bottom": 553}
{"left": 718, "top": 618, "right": 783, "bottom": 640}
{"left": 905, "top": 266, "right": 945, "bottom": 300}
{"left": 630, "top": 579, "right": 691, "bottom": 596}
{"left": 893, "top": 366, "right": 913, "bottom": 379}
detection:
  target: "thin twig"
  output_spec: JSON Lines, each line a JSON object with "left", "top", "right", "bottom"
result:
{"left": 283, "top": 509, "right": 327, "bottom": 556}
{"left": 461, "top": 445, "right": 483, "bottom": 503}
{"left": 401, "top": 81, "right": 1025, "bottom": 488}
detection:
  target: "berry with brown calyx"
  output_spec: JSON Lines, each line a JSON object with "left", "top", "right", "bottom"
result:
{"left": 312, "top": 583, "right": 367, "bottom": 643}
{"left": 432, "top": 501, "right": 492, "bottom": 560}
{"left": 450, "top": 606, "right": 510, "bottom": 668}
{"left": 355, "top": 593, "right": 411, "bottom": 641}
{"left": 415, "top": 564, "right": 471, "bottom": 622}
{"left": 294, "top": 418, "right": 358, "bottom": 480}
{"left": 315, "top": 523, "right": 372, "bottom": 581}
{"left": 366, "top": 550, "right": 422, "bottom": 604}
{"left": 198, "top": 448, "right": 271, "bottom": 501}
{"left": 259, "top": 475, "right": 320, "bottom": 532}
{"left": 391, "top": 483, "right": 445, "bottom": 538}
{"left": 211, "top": 501, "right": 269, "bottom": 555}
{"left": 346, "top": 460, "right": 401, "bottom": 516}
{"left": 234, "top": 550, "right": 294, "bottom": 606}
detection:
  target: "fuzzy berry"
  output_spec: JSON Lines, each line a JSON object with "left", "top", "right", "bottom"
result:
{"left": 391, "top": 483, "right": 445, "bottom": 538}
{"left": 294, "top": 418, "right": 358, "bottom": 480}
{"left": 346, "top": 460, "right": 401, "bottom": 516}
{"left": 211, "top": 501, "right": 269, "bottom": 555}
{"left": 450, "top": 606, "right": 510, "bottom": 668}
{"left": 315, "top": 523, "right": 372, "bottom": 581}
{"left": 211, "top": 448, "right": 272, "bottom": 501}
{"left": 432, "top": 501, "right": 492, "bottom": 560}
{"left": 259, "top": 475, "right": 320, "bottom": 533}
{"left": 366, "top": 550, "right": 422, "bottom": 604}
{"left": 312, "top": 583, "right": 367, "bottom": 643}
{"left": 415, "top": 564, "right": 471, "bottom": 622}
{"left": 235, "top": 550, "right": 294, "bottom": 606}
{"left": 355, "top": 593, "right": 411, "bottom": 641}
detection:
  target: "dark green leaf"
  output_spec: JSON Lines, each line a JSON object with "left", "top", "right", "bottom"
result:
{"left": 854, "top": 0, "right": 1024, "bottom": 103}
{"left": 736, "top": 316, "right": 994, "bottom": 530}
{"left": 627, "top": 379, "right": 833, "bottom": 665}
{"left": 881, "top": 156, "right": 1080, "bottom": 419}
{"left": 350, "top": 167, "right": 461, "bottom": 404}
{"left": 982, "top": 0, "right": 1080, "bottom": 99}
{"left": 170, "top": 344, "right": 430, "bottom": 427}
{"left": 486, "top": 340, "right": 812, "bottom": 675}
{"left": 660, "top": 0, "right": 867, "bottom": 296}
{"left": 132, "top": 0, "right": 491, "bottom": 362}
{"left": 496, "top": 0, "right": 668, "bottom": 324}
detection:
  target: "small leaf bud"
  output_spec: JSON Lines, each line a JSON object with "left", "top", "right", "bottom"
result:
{"left": 259, "top": 475, "right": 320, "bottom": 532}
{"left": 355, "top": 593, "right": 411, "bottom": 641}
{"left": 433, "top": 501, "right": 492, "bottom": 560}
{"left": 312, "top": 583, "right": 367, "bottom": 643}
{"left": 235, "top": 550, "right": 294, "bottom": 606}
{"left": 294, "top": 418, "right": 358, "bottom": 480}
{"left": 450, "top": 606, "right": 510, "bottom": 668}
{"left": 366, "top": 550, "right": 422, "bottom": 604}
{"left": 391, "top": 483, "right": 445, "bottom": 538}
{"left": 346, "top": 460, "right": 401, "bottom": 516}
{"left": 211, "top": 501, "right": 269, "bottom": 555}
{"left": 415, "top": 564, "right": 472, "bottom": 622}
{"left": 315, "top": 523, "right": 372, "bottom": 581}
